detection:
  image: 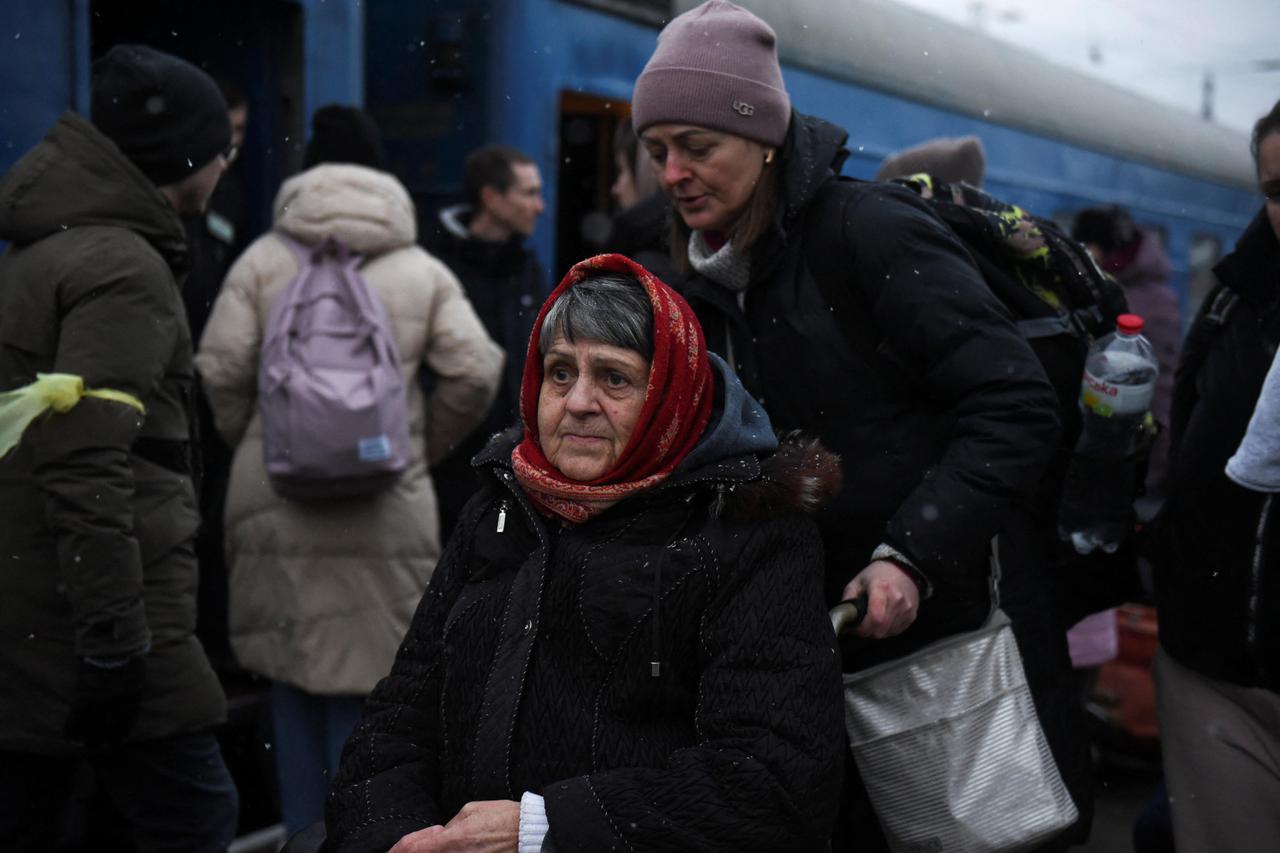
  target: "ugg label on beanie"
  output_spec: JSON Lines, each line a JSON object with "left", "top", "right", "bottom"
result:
{"left": 732, "top": 100, "right": 755, "bottom": 117}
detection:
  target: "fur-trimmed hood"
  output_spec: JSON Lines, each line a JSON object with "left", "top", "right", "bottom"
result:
{"left": 722, "top": 433, "right": 842, "bottom": 522}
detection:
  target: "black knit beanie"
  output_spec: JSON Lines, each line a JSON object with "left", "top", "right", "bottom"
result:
{"left": 303, "top": 106, "right": 386, "bottom": 171}
{"left": 91, "top": 44, "right": 230, "bottom": 186}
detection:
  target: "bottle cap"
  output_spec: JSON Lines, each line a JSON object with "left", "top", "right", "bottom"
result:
{"left": 1117, "top": 314, "right": 1144, "bottom": 334}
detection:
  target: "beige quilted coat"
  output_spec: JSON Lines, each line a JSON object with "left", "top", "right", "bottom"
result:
{"left": 196, "top": 163, "right": 503, "bottom": 695}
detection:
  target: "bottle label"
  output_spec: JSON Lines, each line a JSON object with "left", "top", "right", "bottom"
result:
{"left": 1081, "top": 371, "right": 1153, "bottom": 417}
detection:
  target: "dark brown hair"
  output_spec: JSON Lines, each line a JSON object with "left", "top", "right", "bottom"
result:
{"left": 1251, "top": 99, "right": 1280, "bottom": 172}
{"left": 464, "top": 144, "right": 535, "bottom": 207}
{"left": 1071, "top": 205, "right": 1137, "bottom": 256}
{"left": 669, "top": 158, "right": 779, "bottom": 273}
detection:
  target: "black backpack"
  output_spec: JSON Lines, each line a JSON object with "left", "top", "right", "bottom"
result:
{"left": 803, "top": 174, "right": 1143, "bottom": 623}
{"left": 805, "top": 174, "right": 1129, "bottom": 446}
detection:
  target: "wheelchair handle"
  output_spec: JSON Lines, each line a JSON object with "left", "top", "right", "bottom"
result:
{"left": 830, "top": 596, "right": 869, "bottom": 636}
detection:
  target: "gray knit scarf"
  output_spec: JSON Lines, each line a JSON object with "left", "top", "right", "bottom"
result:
{"left": 688, "top": 231, "right": 751, "bottom": 293}
{"left": 1226, "top": 348, "right": 1280, "bottom": 493}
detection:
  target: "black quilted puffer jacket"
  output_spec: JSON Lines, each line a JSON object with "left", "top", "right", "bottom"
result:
{"left": 324, "top": 432, "right": 845, "bottom": 852}
{"left": 679, "top": 112, "right": 1062, "bottom": 672}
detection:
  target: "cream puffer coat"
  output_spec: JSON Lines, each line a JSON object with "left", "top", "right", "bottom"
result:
{"left": 196, "top": 163, "right": 503, "bottom": 695}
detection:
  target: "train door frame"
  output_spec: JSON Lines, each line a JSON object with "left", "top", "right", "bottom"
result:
{"left": 556, "top": 91, "right": 630, "bottom": 276}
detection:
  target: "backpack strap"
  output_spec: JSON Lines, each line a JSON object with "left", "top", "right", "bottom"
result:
{"left": 1174, "top": 282, "right": 1240, "bottom": 395}
{"left": 275, "top": 232, "right": 366, "bottom": 268}
{"left": 1204, "top": 284, "right": 1242, "bottom": 328}
{"left": 1166, "top": 281, "right": 1239, "bottom": 462}
{"left": 274, "top": 231, "right": 314, "bottom": 268}
{"left": 1017, "top": 316, "right": 1074, "bottom": 339}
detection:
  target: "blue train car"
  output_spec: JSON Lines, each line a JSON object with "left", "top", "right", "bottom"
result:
{"left": 3, "top": 0, "right": 1259, "bottom": 314}
{"left": 365, "top": 0, "right": 1259, "bottom": 322}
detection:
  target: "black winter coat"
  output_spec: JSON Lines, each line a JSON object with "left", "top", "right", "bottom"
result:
{"left": 1152, "top": 207, "right": 1280, "bottom": 692}
{"left": 324, "top": 434, "right": 845, "bottom": 852}
{"left": 424, "top": 204, "right": 546, "bottom": 428}
{"left": 426, "top": 205, "right": 547, "bottom": 541}
{"left": 679, "top": 114, "right": 1062, "bottom": 670}
{"left": 609, "top": 190, "right": 677, "bottom": 287}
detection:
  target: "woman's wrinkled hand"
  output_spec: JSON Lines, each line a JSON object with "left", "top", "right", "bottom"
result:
{"left": 842, "top": 560, "right": 920, "bottom": 639}
{"left": 389, "top": 800, "right": 521, "bottom": 853}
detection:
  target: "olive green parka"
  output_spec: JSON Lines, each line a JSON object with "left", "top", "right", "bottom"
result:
{"left": 0, "top": 112, "right": 224, "bottom": 753}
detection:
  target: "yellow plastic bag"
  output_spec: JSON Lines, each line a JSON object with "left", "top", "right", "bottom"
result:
{"left": 0, "top": 373, "right": 144, "bottom": 459}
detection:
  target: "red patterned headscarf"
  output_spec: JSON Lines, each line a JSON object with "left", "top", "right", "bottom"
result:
{"left": 511, "top": 254, "right": 713, "bottom": 523}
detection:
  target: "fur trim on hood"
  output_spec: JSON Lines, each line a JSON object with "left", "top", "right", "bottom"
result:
{"left": 724, "top": 433, "right": 842, "bottom": 523}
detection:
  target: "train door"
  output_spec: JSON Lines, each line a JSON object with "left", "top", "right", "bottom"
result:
{"left": 556, "top": 91, "right": 629, "bottom": 277}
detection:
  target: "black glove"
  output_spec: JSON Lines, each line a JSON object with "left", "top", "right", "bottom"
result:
{"left": 63, "top": 655, "right": 148, "bottom": 747}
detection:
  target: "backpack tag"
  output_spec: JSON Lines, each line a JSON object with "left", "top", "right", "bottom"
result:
{"left": 358, "top": 435, "right": 393, "bottom": 462}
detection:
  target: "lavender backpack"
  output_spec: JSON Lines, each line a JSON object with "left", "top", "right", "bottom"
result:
{"left": 258, "top": 234, "right": 410, "bottom": 500}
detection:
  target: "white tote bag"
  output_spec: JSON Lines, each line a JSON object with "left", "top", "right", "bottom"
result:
{"left": 835, "top": 540, "right": 1078, "bottom": 853}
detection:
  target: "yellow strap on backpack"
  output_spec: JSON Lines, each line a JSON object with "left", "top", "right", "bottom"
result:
{"left": 0, "top": 373, "right": 145, "bottom": 459}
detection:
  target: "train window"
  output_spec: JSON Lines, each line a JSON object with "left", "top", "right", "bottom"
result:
{"left": 1186, "top": 233, "right": 1222, "bottom": 323}
{"left": 565, "top": 0, "right": 672, "bottom": 26}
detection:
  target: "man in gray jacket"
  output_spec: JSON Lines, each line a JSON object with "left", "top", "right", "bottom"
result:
{"left": 0, "top": 45, "right": 238, "bottom": 850}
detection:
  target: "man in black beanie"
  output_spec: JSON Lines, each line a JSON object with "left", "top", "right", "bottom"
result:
{"left": 0, "top": 44, "right": 238, "bottom": 850}
{"left": 91, "top": 43, "right": 233, "bottom": 214}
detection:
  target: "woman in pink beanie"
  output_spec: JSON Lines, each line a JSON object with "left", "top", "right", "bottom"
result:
{"left": 631, "top": 1, "right": 1085, "bottom": 850}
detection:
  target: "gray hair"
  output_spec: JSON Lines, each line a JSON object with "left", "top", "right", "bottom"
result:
{"left": 539, "top": 273, "right": 653, "bottom": 361}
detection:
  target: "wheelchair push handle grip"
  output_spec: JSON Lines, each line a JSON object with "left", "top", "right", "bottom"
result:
{"left": 830, "top": 596, "right": 869, "bottom": 636}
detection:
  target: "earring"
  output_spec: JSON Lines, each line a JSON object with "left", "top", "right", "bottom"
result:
{"left": 764, "top": 149, "right": 776, "bottom": 165}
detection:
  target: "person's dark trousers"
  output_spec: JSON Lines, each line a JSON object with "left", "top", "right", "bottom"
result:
{"left": 193, "top": 385, "right": 235, "bottom": 670}
{"left": 1133, "top": 778, "right": 1176, "bottom": 853}
{"left": 830, "top": 747, "right": 890, "bottom": 852}
{"left": 0, "top": 731, "right": 238, "bottom": 852}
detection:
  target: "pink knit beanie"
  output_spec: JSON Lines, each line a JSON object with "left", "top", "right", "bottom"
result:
{"left": 631, "top": 0, "right": 791, "bottom": 147}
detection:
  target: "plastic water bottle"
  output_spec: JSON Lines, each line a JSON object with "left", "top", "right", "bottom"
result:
{"left": 1058, "top": 314, "right": 1158, "bottom": 554}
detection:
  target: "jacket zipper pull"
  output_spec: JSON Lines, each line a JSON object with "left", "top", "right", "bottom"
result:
{"left": 496, "top": 501, "right": 508, "bottom": 533}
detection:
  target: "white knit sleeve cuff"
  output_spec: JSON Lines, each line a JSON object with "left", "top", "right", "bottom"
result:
{"left": 519, "top": 791, "right": 550, "bottom": 853}
{"left": 871, "top": 542, "right": 934, "bottom": 597}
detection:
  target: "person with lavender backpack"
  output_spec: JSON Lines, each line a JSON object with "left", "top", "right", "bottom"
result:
{"left": 196, "top": 106, "right": 502, "bottom": 835}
